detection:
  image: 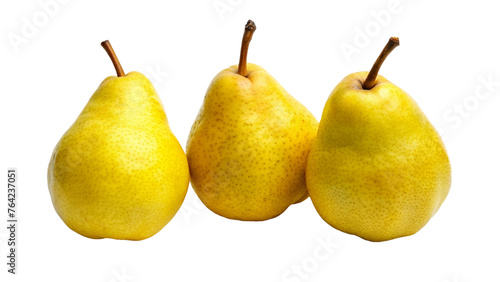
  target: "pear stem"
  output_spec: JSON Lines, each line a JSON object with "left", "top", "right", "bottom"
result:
{"left": 101, "top": 40, "right": 125, "bottom": 77}
{"left": 362, "top": 37, "right": 399, "bottom": 90}
{"left": 237, "top": 20, "right": 257, "bottom": 77}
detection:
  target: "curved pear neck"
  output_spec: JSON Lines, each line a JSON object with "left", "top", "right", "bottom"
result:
{"left": 101, "top": 40, "right": 125, "bottom": 77}
{"left": 237, "top": 20, "right": 257, "bottom": 77}
{"left": 362, "top": 37, "right": 399, "bottom": 90}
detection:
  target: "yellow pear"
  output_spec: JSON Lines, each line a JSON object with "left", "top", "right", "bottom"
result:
{"left": 187, "top": 20, "right": 318, "bottom": 221}
{"left": 306, "top": 38, "right": 451, "bottom": 241}
{"left": 48, "top": 41, "right": 189, "bottom": 240}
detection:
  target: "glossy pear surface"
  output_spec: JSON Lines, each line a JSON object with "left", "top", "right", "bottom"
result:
{"left": 48, "top": 72, "right": 189, "bottom": 240}
{"left": 187, "top": 63, "right": 318, "bottom": 221}
{"left": 306, "top": 72, "right": 451, "bottom": 241}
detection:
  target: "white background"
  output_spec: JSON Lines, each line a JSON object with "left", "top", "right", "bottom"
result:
{"left": 1, "top": 0, "right": 499, "bottom": 281}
